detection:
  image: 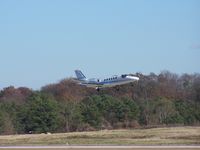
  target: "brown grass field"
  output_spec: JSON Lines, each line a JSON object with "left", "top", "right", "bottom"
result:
{"left": 0, "top": 126, "right": 200, "bottom": 146}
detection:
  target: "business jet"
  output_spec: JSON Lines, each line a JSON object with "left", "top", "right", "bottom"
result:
{"left": 74, "top": 70, "right": 139, "bottom": 91}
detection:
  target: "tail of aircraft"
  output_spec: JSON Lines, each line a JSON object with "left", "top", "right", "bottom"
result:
{"left": 75, "top": 70, "right": 86, "bottom": 80}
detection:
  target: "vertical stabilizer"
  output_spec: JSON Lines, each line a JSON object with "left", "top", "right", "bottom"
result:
{"left": 75, "top": 70, "right": 86, "bottom": 80}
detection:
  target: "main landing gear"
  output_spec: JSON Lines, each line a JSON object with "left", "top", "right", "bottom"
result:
{"left": 96, "top": 87, "right": 100, "bottom": 92}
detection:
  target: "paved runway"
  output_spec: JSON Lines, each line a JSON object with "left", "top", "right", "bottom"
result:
{"left": 0, "top": 146, "right": 200, "bottom": 150}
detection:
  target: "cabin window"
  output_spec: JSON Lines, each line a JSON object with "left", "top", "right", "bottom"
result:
{"left": 121, "top": 75, "right": 127, "bottom": 78}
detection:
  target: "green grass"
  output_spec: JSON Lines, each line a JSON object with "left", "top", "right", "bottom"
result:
{"left": 0, "top": 126, "right": 200, "bottom": 145}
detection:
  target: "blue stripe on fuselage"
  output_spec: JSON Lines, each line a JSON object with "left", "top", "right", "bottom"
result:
{"left": 79, "top": 77, "right": 133, "bottom": 88}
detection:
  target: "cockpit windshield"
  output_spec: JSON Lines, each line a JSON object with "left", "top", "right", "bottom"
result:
{"left": 121, "top": 74, "right": 127, "bottom": 78}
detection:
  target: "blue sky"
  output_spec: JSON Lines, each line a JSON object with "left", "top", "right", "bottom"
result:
{"left": 0, "top": 0, "right": 200, "bottom": 89}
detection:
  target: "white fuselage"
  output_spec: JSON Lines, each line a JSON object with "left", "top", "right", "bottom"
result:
{"left": 78, "top": 74, "right": 139, "bottom": 89}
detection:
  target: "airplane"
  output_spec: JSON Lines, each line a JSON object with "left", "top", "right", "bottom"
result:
{"left": 74, "top": 70, "right": 139, "bottom": 91}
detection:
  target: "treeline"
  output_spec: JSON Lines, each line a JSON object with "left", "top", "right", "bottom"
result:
{"left": 0, "top": 71, "right": 200, "bottom": 134}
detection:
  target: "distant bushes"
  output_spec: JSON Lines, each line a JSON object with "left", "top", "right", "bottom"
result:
{"left": 0, "top": 93, "right": 141, "bottom": 134}
{"left": 0, "top": 71, "right": 200, "bottom": 134}
{"left": 80, "top": 95, "right": 140, "bottom": 129}
{"left": 16, "top": 92, "right": 59, "bottom": 133}
{"left": 0, "top": 93, "right": 199, "bottom": 135}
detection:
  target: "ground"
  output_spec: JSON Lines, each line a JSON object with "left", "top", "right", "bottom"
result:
{"left": 0, "top": 126, "right": 200, "bottom": 146}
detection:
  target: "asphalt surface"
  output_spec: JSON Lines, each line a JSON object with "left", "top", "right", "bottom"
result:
{"left": 0, "top": 146, "right": 200, "bottom": 150}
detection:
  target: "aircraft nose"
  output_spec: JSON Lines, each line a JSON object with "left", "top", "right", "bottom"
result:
{"left": 126, "top": 76, "right": 139, "bottom": 81}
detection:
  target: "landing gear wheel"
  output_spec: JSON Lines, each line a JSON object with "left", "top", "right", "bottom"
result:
{"left": 96, "top": 87, "right": 100, "bottom": 92}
